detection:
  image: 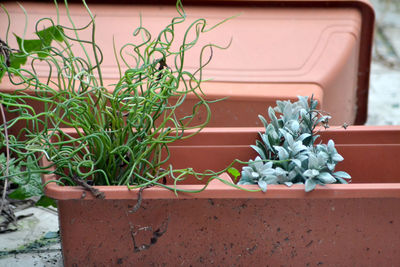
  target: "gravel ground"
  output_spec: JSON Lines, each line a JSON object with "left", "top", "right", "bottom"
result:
{"left": 366, "top": 0, "right": 400, "bottom": 125}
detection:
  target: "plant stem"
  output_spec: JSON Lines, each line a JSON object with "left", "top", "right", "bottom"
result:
{"left": 0, "top": 103, "right": 10, "bottom": 215}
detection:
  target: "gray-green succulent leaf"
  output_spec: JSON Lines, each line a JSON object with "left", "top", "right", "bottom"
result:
{"left": 238, "top": 96, "right": 350, "bottom": 193}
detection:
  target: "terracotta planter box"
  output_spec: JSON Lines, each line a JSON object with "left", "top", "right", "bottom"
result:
{"left": 0, "top": 0, "right": 374, "bottom": 126}
{"left": 43, "top": 126, "right": 400, "bottom": 266}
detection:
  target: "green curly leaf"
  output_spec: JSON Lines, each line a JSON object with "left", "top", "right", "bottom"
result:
{"left": 36, "top": 25, "right": 64, "bottom": 44}
{"left": 8, "top": 52, "right": 28, "bottom": 69}
{"left": 36, "top": 196, "right": 57, "bottom": 208}
{"left": 227, "top": 167, "right": 240, "bottom": 182}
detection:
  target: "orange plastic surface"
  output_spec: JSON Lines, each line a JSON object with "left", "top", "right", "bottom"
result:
{"left": 0, "top": 0, "right": 374, "bottom": 125}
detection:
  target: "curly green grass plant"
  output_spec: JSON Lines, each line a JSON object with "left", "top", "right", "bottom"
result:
{"left": 0, "top": 0, "right": 235, "bottom": 200}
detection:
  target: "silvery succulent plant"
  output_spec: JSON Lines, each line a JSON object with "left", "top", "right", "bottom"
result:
{"left": 238, "top": 96, "right": 351, "bottom": 192}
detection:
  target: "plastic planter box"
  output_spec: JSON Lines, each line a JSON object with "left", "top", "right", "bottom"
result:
{"left": 43, "top": 126, "right": 400, "bottom": 266}
{"left": 0, "top": 0, "right": 374, "bottom": 126}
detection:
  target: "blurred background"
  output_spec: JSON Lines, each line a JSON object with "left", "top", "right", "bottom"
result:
{"left": 366, "top": 0, "right": 400, "bottom": 125}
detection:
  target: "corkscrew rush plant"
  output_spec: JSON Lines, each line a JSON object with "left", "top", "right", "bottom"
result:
{"left": 0, "top": 0, "right": 236, "bottom": 197}
{"left": 237, "top": 96, "right": 351, "bottom": 192}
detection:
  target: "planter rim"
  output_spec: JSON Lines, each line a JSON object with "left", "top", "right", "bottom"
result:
{"left": 56, "top": 124, "right": 400, "bottom": 135}
{"left": 43, "top": 172, "right": 400, "bottom": 200}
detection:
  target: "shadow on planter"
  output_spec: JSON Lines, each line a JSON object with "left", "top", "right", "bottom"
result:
{"left": 42, "top": 125, "right": 400, "bottom": 265}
